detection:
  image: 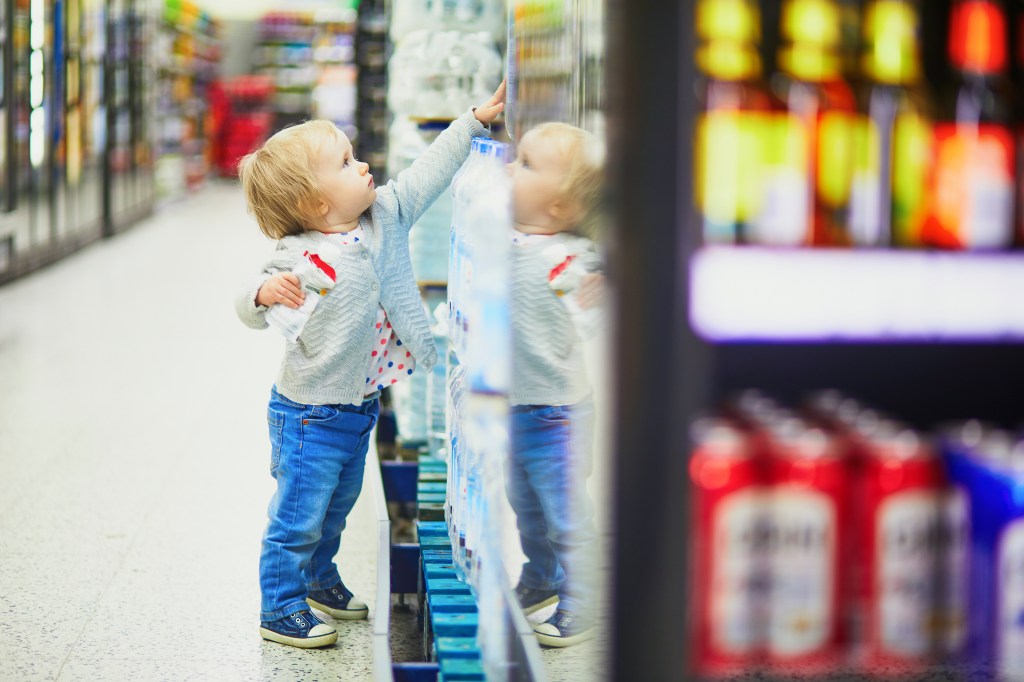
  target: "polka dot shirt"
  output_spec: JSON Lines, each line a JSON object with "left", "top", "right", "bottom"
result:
{"left": 328, "top": 228, "right": 416, "bottom": 395}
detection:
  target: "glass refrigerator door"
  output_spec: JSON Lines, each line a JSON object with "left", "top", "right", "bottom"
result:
{"left": 25, "top": 0, "right": 54, "bottom": 247}
{"left": 11, "top": 0, "right": 30, "bottom": 248}
{"left": 507, "top": 0, "right": 604, "bottom": 139}
{"left": 0, "top": 0, "right": 7, "bottom": 217}
{"left": 106, "top": 0, "right": 131, "bottom": 229}
{"left": 64, "top": 0, "right": 81, "bottom": 235}
{"left": 79, "top": 0, "right": 104, "bottom": 233}
{"left": 51, "top": 0, "right": 67, "bottom": 241}
{"left": 129, "top": 0, "right": 153, "bottom": 209}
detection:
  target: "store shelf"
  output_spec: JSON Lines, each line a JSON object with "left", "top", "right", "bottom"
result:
{"left": 690, "top": 246, "right": 1024, "bottom": 342}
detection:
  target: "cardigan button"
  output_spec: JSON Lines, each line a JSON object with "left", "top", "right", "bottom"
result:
{"left": 371, "top": 282, "right": 379, "bottom": 291}
{"left": 360, "top": 251, "right": 368, "bottom": 260}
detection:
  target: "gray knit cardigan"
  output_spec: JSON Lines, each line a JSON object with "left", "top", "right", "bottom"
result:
{"left": 236, "top": 110, "right": 489, "bottom": 406}
{"left": 510, "top": 232, "right": 600, "bottom": 407}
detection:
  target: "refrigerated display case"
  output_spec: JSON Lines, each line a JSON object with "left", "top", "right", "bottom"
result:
{"left": 607, "top": 0, "right": 1024, "bottom": 679}
{"left": 73, "top": 0, "right": 106, "bottom": 241}
{"left": 506, "top": 0, "right": 604, "bottom": 141}
{"left": 103, "top": 0, "right": 154, "bottom": 235}
{"left": 0, "top": 0, "right": 153, "bottom": 283}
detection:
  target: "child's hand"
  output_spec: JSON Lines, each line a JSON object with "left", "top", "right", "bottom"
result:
{"left": 256, "top": 272, "right": 305, "bottom": 309}
{"left": 473, "top": 79, "right": 506, "bottom": 125}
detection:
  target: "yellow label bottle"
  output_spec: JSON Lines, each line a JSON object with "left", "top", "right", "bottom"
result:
{"left": 850, "top": 0, "right": 934, "bottom": 248}
{"left": 694, "top": 0, "right": 773, "bottom": 244}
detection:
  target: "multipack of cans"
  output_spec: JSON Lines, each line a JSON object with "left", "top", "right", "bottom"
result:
{"left": 942, "top": 422, "right": 1024, "bottom": 681}
{"left": 687, "top": 391, "right": 998, "bottom": 679}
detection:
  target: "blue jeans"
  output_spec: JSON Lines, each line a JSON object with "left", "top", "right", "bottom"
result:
{"left": 506, "top": 401, "right": 597, "bottom": 618}
{"left": 260, "top": 386, "right": 379, "bottom": 621}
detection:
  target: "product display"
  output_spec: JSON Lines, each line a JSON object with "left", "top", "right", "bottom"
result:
{"left": 384, "top": 1, "right": 504, "bottom": 455}
{"left": 507, "top": 0, "right": 605, "bottom": 140}
{"left": 253, "top": 8, "right": 357, "bottom": 134}
{"left": 689, "top": 391, "right": 982, "bottom": 679}
{"left": 155, "top": 0, "right": 222, "bottom": 199}
{"left": 943, "top": 423, "right": 1024, "bottom": 678}
{"left": 447, "top": 138, "right": 514, "bottom": 680}
{"left": 694, "top": 0, "right": 1024, "bottom": 251}
{"left": 210, "top": 75, "right": 275, "bottom": 177}
{"left": 0, "top": 0, "right": 158, "bottom": 283}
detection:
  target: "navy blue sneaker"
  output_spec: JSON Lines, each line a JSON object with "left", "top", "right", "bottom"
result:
{"left": 306, "top": 581, "right": 369, "bottom": 620}
{"left": 533, "top": 609, "right": 594, "bottom": 648}
{"left": 514, "top": 582, "right": 559, "bottom": 616}
{"left": 259, "top": 610, "right": 337, "bottom": 648}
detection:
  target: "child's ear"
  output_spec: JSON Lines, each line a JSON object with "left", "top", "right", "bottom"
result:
{"left": 548, "top": 198, "right": 582, "bottom": 223}
{"left": 295, "top": 197, "right": 330, "bottom": 220}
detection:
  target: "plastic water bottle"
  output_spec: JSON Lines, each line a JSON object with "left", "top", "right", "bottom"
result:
{"left": 463, "top": 139, "right": 512, "bottom": 393}
{"left": 265, "top": 242, "right": 342, "bottom": 343}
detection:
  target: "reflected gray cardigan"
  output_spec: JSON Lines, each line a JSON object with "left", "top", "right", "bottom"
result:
{"left": 236, "top": 111, "right": 488, "bottom": 406}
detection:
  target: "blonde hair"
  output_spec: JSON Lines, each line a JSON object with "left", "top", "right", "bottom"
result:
{"left": 238, "top": 120, "right": 339, "bottom": 239}
{"left": 528, "top": 122, "right": 606, "bottom": 239}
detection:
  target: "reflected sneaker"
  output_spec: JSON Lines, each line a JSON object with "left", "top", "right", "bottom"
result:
{"left": 259, "top": 610, "right": 337, "bottom": 648}
{"left": 307, "top": 581, "right": 369, "bottom": 620}
{"left": 533, "top": 609, "right": 594, "bottom": 648}
{"left": 514, "top": 582, "right": 559, "bottom": 616}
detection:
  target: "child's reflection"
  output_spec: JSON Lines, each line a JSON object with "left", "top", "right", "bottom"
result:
{"left": 505, "top": 122, "right": 605, "bottom": 648}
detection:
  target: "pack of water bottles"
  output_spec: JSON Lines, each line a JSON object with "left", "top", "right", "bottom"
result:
{"left": 446, "top": 137, "right": 515, "bottom": 674}
{"left": 389, "top": 0, "right": 505, "bottom": 62}
{"left": 388, "top": 30, "right": 503, "bottom": 120}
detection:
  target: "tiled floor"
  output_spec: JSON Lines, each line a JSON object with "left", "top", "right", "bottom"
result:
{"left": 0, "top": 181, "right": 614, "bottom": 681}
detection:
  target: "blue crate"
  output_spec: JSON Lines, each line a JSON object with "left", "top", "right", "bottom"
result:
{"left": 434, "top": 636, "right": 480, "bottom": 660}
{"left": 428, "top": 593, "right": 477, "bottom": 613}
{"left": 439, "top": 657, "right": 485, "bottom": 681}
{"left": 432, "top": 612, "right": 479, "bottom": 638}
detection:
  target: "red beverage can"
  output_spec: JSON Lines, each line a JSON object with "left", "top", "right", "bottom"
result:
{"left": 764, "top": 418, "right": 848, "bottom": 676}
{"left": 853, "top": 423, "right": 966, "bottom": 677}
{"left": 689, "top": 418, "right": 768, "bottom": 679}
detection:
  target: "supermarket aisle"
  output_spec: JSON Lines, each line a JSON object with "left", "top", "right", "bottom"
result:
{"left": 0, "top": 182, "right": 379, "bottom": 681}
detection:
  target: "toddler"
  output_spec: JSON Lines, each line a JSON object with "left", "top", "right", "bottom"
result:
{"left": 504, "top": 122, "right": 605, "bottom": 647}
{"left": 235, "top": 83, "right": 504, "bottom": 648}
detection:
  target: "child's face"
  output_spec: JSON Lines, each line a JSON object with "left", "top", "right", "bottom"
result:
{"left": 315, "top": 130, "right": 377, "bottom": 230}
{"left": 507, "top": 130, "right": 574, "bottom": 234}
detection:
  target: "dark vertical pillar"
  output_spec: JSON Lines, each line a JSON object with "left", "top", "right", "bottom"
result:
{"left": 608, "top": 0, "right": 709, "bottom": 679}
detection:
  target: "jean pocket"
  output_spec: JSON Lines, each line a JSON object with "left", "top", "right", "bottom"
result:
{"left": 268, "top": 408, "right": 285, "bottom": 471}
{"left": 304, "top": 404, "right": 340, "bottom": 423}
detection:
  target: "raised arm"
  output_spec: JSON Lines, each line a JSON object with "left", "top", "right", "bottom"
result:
{"left": 376, "top": 81, "right": 506, "bottom": 230}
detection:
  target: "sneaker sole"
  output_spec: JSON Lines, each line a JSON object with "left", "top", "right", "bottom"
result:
{"left": 534, "top": 627, "right": 595, "bottom": 648}
{"left": 259, "top": 627, "right": 338, "bottom": 648}
{"left": 521, "top": 594, "right": 559, "bottom": 616}
{"left": 306, "top": 597, "right": 369, "bottom": 620}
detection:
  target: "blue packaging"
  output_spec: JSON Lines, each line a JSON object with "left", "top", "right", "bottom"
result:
{"left": 942, "top": 430, "right": 1024, "bottom": 679}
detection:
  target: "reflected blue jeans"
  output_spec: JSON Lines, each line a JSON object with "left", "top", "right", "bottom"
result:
{"left": 259, "top": 386, "right": 379, "bottom": 621}
{"left": 506, "top": 401, "right": 597, "bottom": 618}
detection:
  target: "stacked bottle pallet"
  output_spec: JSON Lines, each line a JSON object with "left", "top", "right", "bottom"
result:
{"left": 418, "top": 520, "right": 486, "bottom": 682}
